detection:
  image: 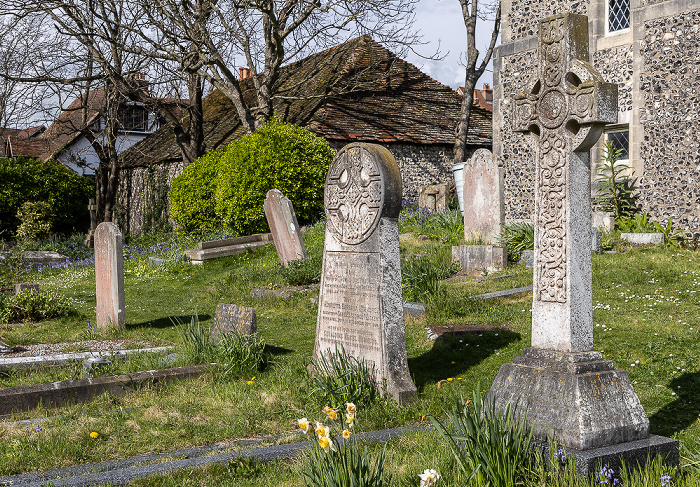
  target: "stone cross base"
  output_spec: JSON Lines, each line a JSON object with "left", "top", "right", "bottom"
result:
{"left": 452, "top": 245, "right": 507, "bottom": 275}
{"left": 533, "top": 435, "right": 678, "bottom": 479}
{"left": 490, "top": 348, "right": 654, "bottom": 450}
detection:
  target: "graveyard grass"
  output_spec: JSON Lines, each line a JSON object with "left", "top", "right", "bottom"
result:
{"left": 1, "top": 221, "right": 699, "bottom": 485}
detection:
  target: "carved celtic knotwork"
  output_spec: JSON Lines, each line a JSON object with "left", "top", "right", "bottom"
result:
{"left": 325, "top": 145, "right": 384, "bottom": 245}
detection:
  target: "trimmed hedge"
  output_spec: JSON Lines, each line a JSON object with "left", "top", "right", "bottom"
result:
{"left": 169, "top": 120, "right": 333, "bottom": 235}
{"left": 169, "top": 148, "right": 224, "bottom": 233}
{"left": 0, "top": 157, "right": 94, "bottom": 238}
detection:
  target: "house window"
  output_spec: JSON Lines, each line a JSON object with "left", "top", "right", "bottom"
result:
{"left": 119, "top": 105, "right": 148, "bottom": 132}
{"left": 608, "top": 0, "right": 630, "bottom": 33}
{"left": 607, "top": 129, "right": 629, "bottom": 162}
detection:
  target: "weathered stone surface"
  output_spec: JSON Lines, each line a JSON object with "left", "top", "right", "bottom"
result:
{"left": 490, "top": 14, "right": 663, "bottom": 457}
{"left": 95, "top": 222, "right": 125, "bottom": 329}
{"left": 20, "top": 251, "right": 68, "bottom": 265}
{"left": 211, "top": 304, "right": 257, "bottom": 341}
{"left": 592, "top": 211, "right": 614, "bottom": 232}
{"left": 14, "top": 283, "right": 39, "bottom": 294}
{"left": 264, "top": 189, "right": 308, "bottom": 266}
{"left": 418, "top": 183, "right": 450, "bottom": 212}
{"left": 592, "top": 227, "right": 602, "bottom": 251}
{"left": 452, "top": 245, "right": 507, "bottom": 274}
{"left": 620, "top": 233, "right": 664, "bottom": 245}
{"left": 519, "top": 249, "right": 534, "bottom": 268}
{"left": 463, "top": 149, "right": 504, "bottom": 244}
{"left": 184, "top": 234, "right": 274, "bottom": 263}
{"left": 314, "top": 143, "right": 417, "bottom": 404}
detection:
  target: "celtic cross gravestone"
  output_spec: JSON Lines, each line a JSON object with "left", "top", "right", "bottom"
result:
{"left": 313, "top": 143, "right": 417, "bottom": 405}
{"left": 490, "top": 13, "right": 677, "bottom": 475}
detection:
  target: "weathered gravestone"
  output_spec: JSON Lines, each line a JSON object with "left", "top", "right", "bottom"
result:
{"left": 313, "top": 143, "right": 417, "bottom": 404}
{"left": 263, "top": 189, "right": 308, "bottom": 266}
{"left": 417, "top": 182, "right": 450, "bottom": 212}
{"left": 85, "top": 198, "right": 97, "bottom": 248}
{"left": 211, "top": 304, "right": 257, "bottom": 342}
{"left": 489, "top": 13, "right": 677, "bottom": 476}
{"left": 453, "top": 149, "right": 507, "bottom": 273}
{"left": 95, "top": 222, "right": 125, "bottom": 329}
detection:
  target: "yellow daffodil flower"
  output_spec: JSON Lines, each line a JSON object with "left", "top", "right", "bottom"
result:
{"left": 318, "top": 435, "right": 336, "bottom": 452}
{"left": 342, "top": 429, "right": 352, "bottom": 440}
{"left": 346, "top": 402, "right": 357, "bottom": 414}
{"left": 345, "top": 413, "right": 355, "bottom": 428}
{"left": 297, "top": 418, "right": 312, "bottom": 434}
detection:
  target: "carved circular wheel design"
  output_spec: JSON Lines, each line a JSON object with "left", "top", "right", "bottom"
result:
{"left": 537, "top": 89, "right": 567, "bottom": 129}
{"left": 324, "top": 146, "right": 384, "bottom": 245}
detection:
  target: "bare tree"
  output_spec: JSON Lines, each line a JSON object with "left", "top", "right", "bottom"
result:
{"left": 131, "top": 0, "right": 421, "bottom": 134}
{"left": 453, "top": 0, "right": 500, "bottom": 164}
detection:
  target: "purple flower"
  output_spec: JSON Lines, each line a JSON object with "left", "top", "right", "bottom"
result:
{"left": 661, "top": 474, "right": 672, "bottom": 486}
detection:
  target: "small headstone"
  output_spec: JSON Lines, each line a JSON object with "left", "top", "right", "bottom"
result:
{"left": 211, "top": 304, "right": 257, "bottom": 341}
{"left": 592, "top": 211, "right": 614, "bottom": 232}
{"left": 14, "top": 283, "right": 39, "bottom": 295}
{"left": 263, "top": 189, "right": 308, "bottom": 267}
{"left": 490, "top": 14, "right": 675, "bottom": 473}
{"left": 462, "top": 149, "right": 504, "bottom": 244}
{"left": 519, "top": 250, "right": 534, "bottom": 268}
{"left": 452, "top": 245, "right": 507, "bottom": 274}
{"left": 417, "top": 183, "right": 450, "bottom": 212}
{"left": 620, "top": 233, "right": 664, "bottom": 245}
{"left": 85, "top": 198, "right": 97, "bottom": 248}
{"left": 95, "top": 222, "right": 125, "bottom": 329}
{"left": 313, "top": 143, "right": 417, "bottom": 404}
{"left": 148, "top": 256, "right": 165, "bottom": 266}
{"left": 403, "top": 302, "right": 426, "bottom": 317}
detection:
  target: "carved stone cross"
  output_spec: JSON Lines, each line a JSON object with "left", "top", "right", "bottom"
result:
{"left": 512, "top": 13, "right": 617, "bottom": 352}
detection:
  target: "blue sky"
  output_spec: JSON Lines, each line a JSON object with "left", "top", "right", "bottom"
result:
{"left": 404, "top": 0, "right": 498, "bottom": 89}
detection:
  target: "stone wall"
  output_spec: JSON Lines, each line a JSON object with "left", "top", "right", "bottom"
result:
{"left": 505, "top": 0, "right": 589, "bottom": 42}
{"left": 593, "top": 45, "right": 634, "bottom": 116}
{"left": 638, "top": 10, "right": 700, "bottom": 233}
{"left": 116, "top": 141, "right": 468, "bottom": 235}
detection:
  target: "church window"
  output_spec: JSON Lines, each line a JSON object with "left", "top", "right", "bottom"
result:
{"left": 608, "top": 0, "right": 630, "bottom": 33}
{"left": 606, "top": 129, "right": 630, "bottom": 163}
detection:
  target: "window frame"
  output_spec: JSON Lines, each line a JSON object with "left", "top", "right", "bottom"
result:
{"left": 606, "top": 0, "right": 631, "bottom": 36}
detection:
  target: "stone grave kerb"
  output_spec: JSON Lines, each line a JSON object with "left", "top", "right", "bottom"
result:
{"left": 490, "top": 14, "right": 677, "bottom": 469}
{"left": 94, "top": 222, "right": 125, "bottom": 329}
{"left": 313, "top": 142, "right": 416, "bottom": 405}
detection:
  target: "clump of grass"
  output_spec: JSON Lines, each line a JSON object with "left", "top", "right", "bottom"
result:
{"left": 498, "top": 222, "right": 534, "bottom": 262}
{"left": 0, "top": 288, "right": 74, "bottom": 323}
{"left": 309, "top": 346, "right": 379, "bottom": 408}
{"left": 281, "top": 255, "right": 322, "bottom": 286}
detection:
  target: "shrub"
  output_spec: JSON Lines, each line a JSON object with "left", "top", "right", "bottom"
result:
{"left": 0, "top": 157, "right": 94, "bottom": 238}
{"left": 15, "top": 201, "right": 53, "bottom": 245}
{"left": 0, "top": 289, "right": 74, "bottom": 323}
{"left": 215, "top": 119, "right": 332, "bottom": 235}
{"left": 169, "top": 148, "right": 225, "bottom": 234}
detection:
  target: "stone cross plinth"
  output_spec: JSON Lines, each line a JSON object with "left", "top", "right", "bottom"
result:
{"left": 313, "top": 143, "right": 417, "bottom": 405}
{"left": 95, "top": 222, "right": 125, "bottom": 329}
{"left": 490, "top": 14, "right": 677, "bottom": 474}
{"left": 263, "top": 189, "right": 308, "bottom": 266}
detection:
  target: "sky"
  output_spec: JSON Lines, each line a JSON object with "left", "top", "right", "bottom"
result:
{"left": 404, "top": 0, "right": 498, "bottom": 90}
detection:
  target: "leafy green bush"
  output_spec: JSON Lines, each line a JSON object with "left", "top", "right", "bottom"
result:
{"left": 0, "top": 157, "right": 94, "bottom": 238}
{"left": 15, "top": 201, "right": 53, "bottom": 244}
{"left": 310, "top": 346, "right": 379, "bottom": 408}
{"left": 0, "top": 289, "right": 74, "bottom": 323}
{"left": 169, "top": 148, "right": 225, "bottom": 234}
{"left": 617, "top": 213, "right": 655, "bottom": 233}
{"left": 498, "top": 222, "right": 534, "bottom": 263}
{"left": 281, "top": 255, "right": 322, "bottom": 286}
{"left": 215, "top": 119, "right": 332, "bottom": 235}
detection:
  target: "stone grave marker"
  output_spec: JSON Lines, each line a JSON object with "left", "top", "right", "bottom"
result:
{"left": 95, "top": 222, "right": 125, "bottom": 329}
{"left": 453, "top": 149, "right": 507, "bottom": 273}
{"left": 313, "top": 142, "right": 417, "bottom": 405}
{"left": 489, "top": 13, "right": 677, "bottom": 476}
{"left": 211, "top": 304, "right": 257, "bottom": 341}
{"left": 417, "top": 182, "right": 450, "bottom": 212}
{"left": 263, "top": 189, "right": 308, "bottom": 266}
{"left": 85, "top": 198, "right": 97, "bottom": 248}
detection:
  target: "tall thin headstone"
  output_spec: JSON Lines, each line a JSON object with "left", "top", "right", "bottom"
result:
{"left": 95, "top": 222, "right": 125, "bottom": 329}
{"left": 453, "top": 149, "right": 507, "bottom": 274}
{"left": 263, "top": 189, "right": 308, "bottom": 266}
{"left": 85, "top": 198, "right": 97, "bottom": 248}
{"left": 313, "top": 143, "right": 417, "bottom": 404}
{"left": 490, "top": 13, "right": 677, "bottom": 475}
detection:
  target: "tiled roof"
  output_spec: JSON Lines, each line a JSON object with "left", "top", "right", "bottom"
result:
{"left": 121, "top": 35, "right": 492, "bottom": 168}
{"left": 0, "top": 126, "right": 49, "bottom": 158}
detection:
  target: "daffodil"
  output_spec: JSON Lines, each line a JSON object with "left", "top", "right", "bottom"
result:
{"left": 345, "top": 413, "right": 355, "bottom": 428}
{"left": 342, "top": 429, "right": 352, "bottom": 440}
{"left": 297, "top": 418, "right": 312, "bottom": 434}
{"left": 346, "top": 402, "right": 357, "bottom": 414}
{"left": 418, "top": 468, "right": 440, "bottom": 487}
{"left": 318, "top": 435, "right": 336, "bottom": 452}
{"left": 315, "top": 422, "right": 329, "bottom": 438}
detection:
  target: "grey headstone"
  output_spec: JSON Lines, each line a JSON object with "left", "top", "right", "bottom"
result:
{"left": 403, "top": 302, "right": 426, "bottom": 317}
{"left": 211, "top": 304, "right": 257, "bottom": 341}
{"left": 490, "top": 13, "right": 658, "bottom": 455}
{"left": 519, "top": 250, "right": 534, "bottom": 268}
{"left": 592, "top": 211, "right": 614, "bottom": 232}
{"left": 95, "top": 223, "right": 125, "bottom": 329}
{"left": 417, "top": 183, "right": 449, "bottom": 212}
{"left": 263, "top": 189, "right": 308, "bottom": 266}
{"left": 462, "top": 149, "right": 504, "bottom": 244}
{"left": 452, "top": 245, "right": 507, "bottom": 274}
{"left": 313, "top": 143, "right": 417, "bottom": 404}
{"left": 592, "top": 226, "right": 602, "bottom": 251}
{"left": 148, "top": 256, "right": 165, "bottom": 266}
{"left": 14, "top": 283, "right": 39, "bottom": 295}
{"left": 620, "top": 233, "right": 664, "bottom": 245}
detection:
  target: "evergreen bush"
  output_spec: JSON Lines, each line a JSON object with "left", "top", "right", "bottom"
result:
{"left": 215, "top": 119, "right": 332, "bottom": 235}
{"left": 0, "top": 157, "right": 94, "bottom": 238}
{"left": 169, "top": 149, "right": 225, "bottom": 233}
